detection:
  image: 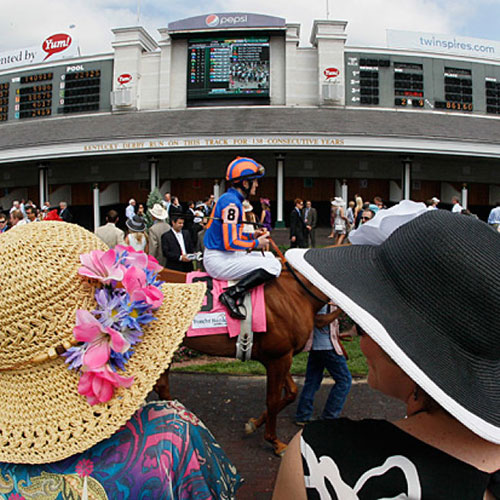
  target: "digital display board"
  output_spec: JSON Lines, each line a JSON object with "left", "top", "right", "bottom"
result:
{"left": 485, "top": 79, "right": 500, "bottom": 114}
{"left": 0, "top": 59, "right": 113, "bottom": 123}
{"left": 394, "top": 62, "right": 424, "bottom": 108}
{"left": 58, "top": 69, "right": 101, "bottom": 114}
{"left": 435, "top": 67, "right": 473, "bottom": 112}
{"left": 187, "top": 36, "right": 270, "bottom": 102}
{"left": 0, "top": 82, "right": 9, "bottom": 121}
{"left": 345, "top": 51, "right": 500, "bottom": 115}
{"left": 16, "top": 72, "right": 53, "bottom": 119}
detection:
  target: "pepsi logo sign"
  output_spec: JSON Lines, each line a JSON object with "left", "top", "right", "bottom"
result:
{"left": 205, "top": 14, "right": 220, "bottom": 27}
{"left": 205, "top": 14, "right": 248, "bottom": 27}
{"left": 324, "top": 67, "right": 340, "bottom": 80}
{"left": 117, "top": 73, "right": 132, "bottom": 85}
{"left": 42, "top": 33, "right": 72, "bottom": 61}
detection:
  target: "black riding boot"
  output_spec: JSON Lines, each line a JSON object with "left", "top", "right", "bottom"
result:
{"left": 219, "top": 269, "right": 275, "bottom": 320}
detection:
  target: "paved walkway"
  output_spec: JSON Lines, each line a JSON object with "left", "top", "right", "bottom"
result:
{"left": 163, "top": 373, "right": 405, "bottom": 499}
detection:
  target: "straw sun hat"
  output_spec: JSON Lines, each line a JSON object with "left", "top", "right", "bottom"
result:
{"left": 0, "top": 222, "right": 205, "bottom": 464}
{"left": 287, "top": 209, "right": 500, "bottom": 444}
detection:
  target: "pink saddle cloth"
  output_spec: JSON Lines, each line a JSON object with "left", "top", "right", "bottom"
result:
{"left": 186, "top": 271, "right": 266, "bottom": 337}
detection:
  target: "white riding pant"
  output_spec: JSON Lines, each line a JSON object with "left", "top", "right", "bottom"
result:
{"left": 203, "top": 249, "right": 282, "bottom": 281}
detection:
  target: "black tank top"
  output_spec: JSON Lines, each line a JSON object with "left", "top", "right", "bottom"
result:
{"left": 301, "top": 418, "right": 499, "bottom": 499}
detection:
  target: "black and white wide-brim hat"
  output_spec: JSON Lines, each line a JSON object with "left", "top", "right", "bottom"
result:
{"left": 286, "top": 208, "right": 500, "bottom": 444}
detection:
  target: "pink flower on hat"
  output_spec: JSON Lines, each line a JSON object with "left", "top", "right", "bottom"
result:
{"left": 79, "top": 249, "right": 124, "bottom": 284}
{"left": 131, "top": 285, "right": 164, "bottom": 309}
{"left": 74, "top": 310, "right": 130, "bottom": 370}
{"left": 78, "top": 365, "right": 134, "bottom": 405}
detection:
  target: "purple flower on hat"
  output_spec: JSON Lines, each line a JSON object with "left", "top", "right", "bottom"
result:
{"left": 93, "top": 288, "right": 127, "bottom": 328}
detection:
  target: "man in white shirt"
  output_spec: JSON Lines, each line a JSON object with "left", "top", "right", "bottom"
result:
{"left": 451, "top": 196, "right": 464, "bottom": 213}
{"left": 487, "top": 202, "right": 500, "bottom": 230}
{"left": 125, "top": 199, "right": 136, "bottom": 220}
{"left": 161, "top": 215, "right": 195, "bottom": 272}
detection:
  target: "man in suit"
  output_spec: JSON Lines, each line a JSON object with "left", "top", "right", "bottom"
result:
{"left": 303, "top": 200, "right": 318, "bottom": 248}
{"left": 59, "top": 201, "right": 73, "bottom": 223}
{"left": 95, "top": 210, "right": 125, "bottom": 248}
{"left": 161, "top": 214, "right": 195, "bottom": 272}
{"left": 290, "top": 198, "right": 307, "bottom": 248}
{"left": 147, "top": 203, "right": 170, "bottom": 267}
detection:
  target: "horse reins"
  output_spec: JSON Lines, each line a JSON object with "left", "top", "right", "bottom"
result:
{"left": 268, "top": 237, "right": 328, "bottom": 305}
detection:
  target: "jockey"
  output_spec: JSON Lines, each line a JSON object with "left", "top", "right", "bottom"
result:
{"left": 203, "top": 157, "right": 282, "bottom": 320}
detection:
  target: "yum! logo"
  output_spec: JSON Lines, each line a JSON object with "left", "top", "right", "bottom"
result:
{"left": 205, "top": 14, "right": 248, "bottom": 27}
{"left": 42, "top": 33, "right": 72, "bottom": 61}
{"left": 117, "top": 73, "right": 132, "bottom": 85}
{"left": 324, "top": 67, "right": 340, "bottom": 80}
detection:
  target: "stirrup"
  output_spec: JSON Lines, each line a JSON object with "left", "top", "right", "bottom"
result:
{"left": 220, "top": 293, "right": 247, "bottom": 320}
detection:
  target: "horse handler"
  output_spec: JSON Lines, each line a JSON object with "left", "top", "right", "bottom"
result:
{"left": 203, "top": 157, "right": 281, "bottom": 319}
{"left": 295, "top": 303, "right": 352, "bottom": 425}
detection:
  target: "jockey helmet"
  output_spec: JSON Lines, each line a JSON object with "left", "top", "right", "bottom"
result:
{"left": 226, "top": 157, "right": 265, "bottom": 183}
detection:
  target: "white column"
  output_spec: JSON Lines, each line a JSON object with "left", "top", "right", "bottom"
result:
{"left": 149, "top": 156, "right": 158, "bottom": 192}
{"left": 402, "top": 157, "right": 412, "bottom": 200}
{"left": 213, "top": 180, "right": 220, "bottom": 201}
{"left": 462, "top": 183, "right": 468, "bottom": 210}
{"left": 341, "top": 179, "right": 348, "bottom": 203}
{"left": 276, "top": 154, "right": 285, "bottom": 228}
{"left": 38, "top": 164, "right": 48, "bottom": 207}
{"left": 93, "top": 183, "right": 100, "bottom": 232}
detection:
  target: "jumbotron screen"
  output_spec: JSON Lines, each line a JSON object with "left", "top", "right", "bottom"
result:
{"left": 187, "top": 36, "right": 270, "bottom": 102}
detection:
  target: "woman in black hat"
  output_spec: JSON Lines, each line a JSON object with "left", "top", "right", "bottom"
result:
{"left": 274, "top": 204, "right": 500, "bottom": 499}
{"left": 125, "top": 214, "right": 149, "bottom": 253}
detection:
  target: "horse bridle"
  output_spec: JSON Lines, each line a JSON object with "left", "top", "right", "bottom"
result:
{"left": 268, "top": 238, "right": 329, "bottom": 306}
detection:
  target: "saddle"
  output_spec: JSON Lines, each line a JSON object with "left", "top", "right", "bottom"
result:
{"left": 186, "top": 272, "right": 266, "bottom": 336}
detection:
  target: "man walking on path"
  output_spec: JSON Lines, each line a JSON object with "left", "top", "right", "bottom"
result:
{"left": 295, "top": 303, "right": 352, "bottom": 425}
{"left": 303, "top": 200, "right": 317, "bottom": 248}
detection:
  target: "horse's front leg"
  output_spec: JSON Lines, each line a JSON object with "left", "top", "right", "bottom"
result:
{"left": 245, "top": 371, "right": 297, "bottom": 434}
{"left": 263, "top": 353, "right": 293, "bottom": 457}
{"left": 154, "top": 369, "right": 171, "bottom": 400}
{"left": 245, "top": 409, "right": 267, "bottom": 434}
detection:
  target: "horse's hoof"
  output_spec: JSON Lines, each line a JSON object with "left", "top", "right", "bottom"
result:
{"left": 245, "top": 419, "right": 257, "bottom": 434}
{"left": 274, "top": 442, "right": 288, "bottom": 457}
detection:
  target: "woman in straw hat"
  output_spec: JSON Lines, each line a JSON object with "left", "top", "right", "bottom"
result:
{"left": 0, "top": 222, "right": 242, "bottom": 498}
{"left": 274, "top": 204, "right": 499, "bottom": 499}
{"left": 125, "top": 214, "right": 149, "bottom": 253}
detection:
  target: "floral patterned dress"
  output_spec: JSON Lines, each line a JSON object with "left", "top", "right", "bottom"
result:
{"left": 0, "top": 401, "right": 242, "bottom": 499}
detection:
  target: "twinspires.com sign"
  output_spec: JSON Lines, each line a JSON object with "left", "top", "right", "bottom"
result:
{"left": 387, "top": 29, "right": 500, "bottom": 60}
{"left": 0, "top": 33, "right": 79, "bottom": 71}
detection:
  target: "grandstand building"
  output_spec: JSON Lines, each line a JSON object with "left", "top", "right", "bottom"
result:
{"left": 0, "top": 13, "right": 499, "bottom": 227}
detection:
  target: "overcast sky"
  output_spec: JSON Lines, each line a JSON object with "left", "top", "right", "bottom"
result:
{"left": 1, "top": 0, "right": 499, "bottom": 56}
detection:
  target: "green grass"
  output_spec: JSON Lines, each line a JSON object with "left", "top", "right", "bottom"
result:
{"left": 171, "top": 337, "right": 368, "bottom": 377}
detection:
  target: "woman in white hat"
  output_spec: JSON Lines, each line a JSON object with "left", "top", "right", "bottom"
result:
{"left": 274, "top": 207, "right": 500, "bottom": 499}
{"left": 0, "top": 222, "right": 242, "bottom": 498}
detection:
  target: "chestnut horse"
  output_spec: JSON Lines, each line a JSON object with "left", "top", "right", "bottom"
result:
{"left": 156, "top": 267, "right": 339, "bottom": 456}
